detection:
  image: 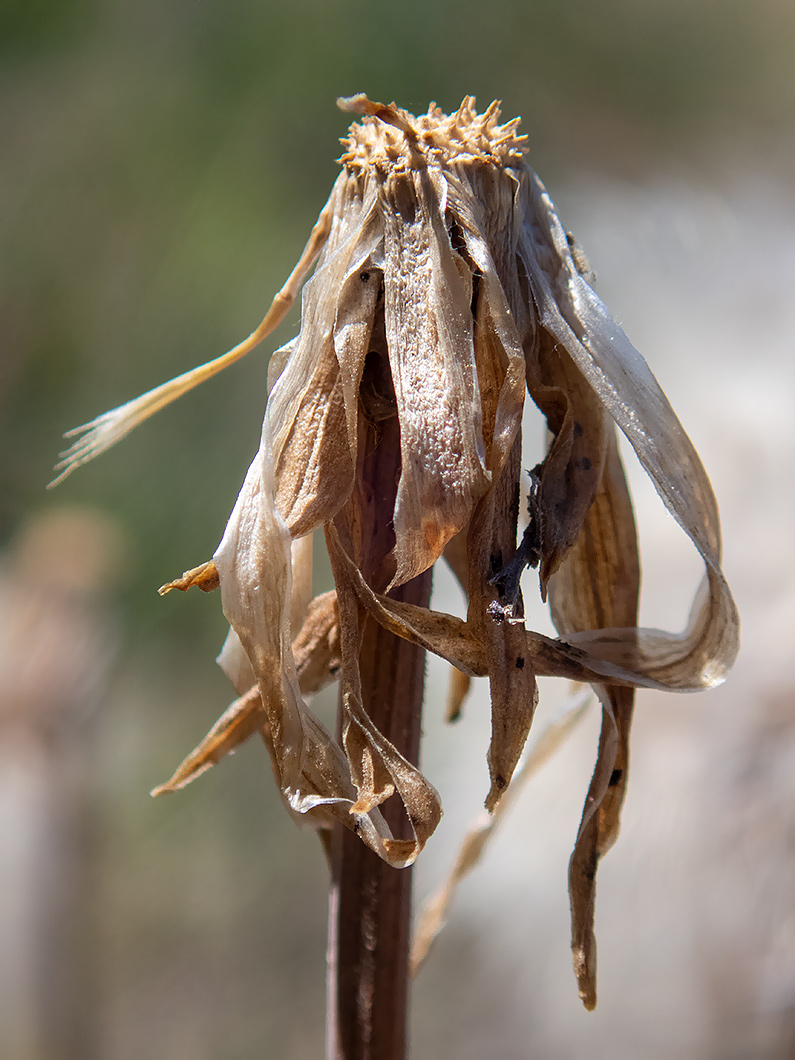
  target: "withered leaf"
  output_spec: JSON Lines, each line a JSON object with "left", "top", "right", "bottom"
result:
{"left": 548, "top": 425, "right": 640, "bottom": 1010}
{"left": 466, "top": 438, "right": 538, "bottom": 812}
{"left": 381, "top": 168, "right": 490, "bottom": 586}
{"left": 518, "top": 170, "right": 738, "bottom": 689}
{"left": 525, "top": 327, "right": 607, "bottom": 595}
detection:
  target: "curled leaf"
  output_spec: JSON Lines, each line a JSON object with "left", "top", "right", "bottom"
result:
{"left": 518, "top": 171, "right": 738, "bottom": 689}
{"left": 548, "top": 426, "right": 639, "bottom": 1009}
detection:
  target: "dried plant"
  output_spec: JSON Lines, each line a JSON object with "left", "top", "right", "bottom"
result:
{"left": 54, "top": 94, "right": 739, "bottom": 1014}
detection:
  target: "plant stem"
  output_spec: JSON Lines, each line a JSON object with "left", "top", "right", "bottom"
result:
{"left": 326, "top": 568, "right": 431, "bottom": 1060}
{"left": 325, "top": 355, "right": 431, "bottom": 1058}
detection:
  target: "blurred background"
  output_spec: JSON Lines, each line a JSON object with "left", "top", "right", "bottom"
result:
{"left": 1, "top": 1, "right": 794, "bottom": 1056}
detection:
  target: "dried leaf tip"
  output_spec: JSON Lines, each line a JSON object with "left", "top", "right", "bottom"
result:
{"left": 158, "top": 561, "right": 219, "bottom": 596}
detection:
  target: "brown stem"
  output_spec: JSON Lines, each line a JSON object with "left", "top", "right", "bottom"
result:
{"left": 326, "top": 335, "right": 431, "bottom": 1058}
{"left": 326, "top": 568, "right": 432, "bottom": 1060}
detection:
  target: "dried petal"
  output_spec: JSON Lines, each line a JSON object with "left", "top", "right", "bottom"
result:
{"left": 269, "top": 177, "right": 383, "bottom": 536}
{"left": 158, "top": 560, "right": 219, "bottom": 595}
{"left": 291, "top": 590, "right": 342, "bottom": 696}
{"left": 213, "top": 429, "right": 413, "bottom": 862}
{"left": 327, "top": 526, "right": 443, "bottom": 863}
{"left": 518, "top": 171, "right": 739, "bottom": 689}
{"left": 466, "top": 438, "right": 538, "bottom": 812}
{"left": 446, "top": 166, "right": 527, "bottom": 475}
{"left": 548, "top": 426, "right": 640, "bottom": 1010}
{"left": 151, "top": 686, "right": 264, "bottom": 795}
{"left": 381, "top": 168, "right": 491, "bottom": 585}
{"left": 525, "top": 328, "right": 608, "bottom": 593}
{"left": 329, "top": 523, "right": 688, "bottom": 692}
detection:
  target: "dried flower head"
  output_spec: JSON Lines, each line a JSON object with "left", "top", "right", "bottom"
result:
{"left": 54, "top": 94, "right": 739, "bottom": 1008}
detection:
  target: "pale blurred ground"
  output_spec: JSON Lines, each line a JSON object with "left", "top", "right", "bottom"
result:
{"left": 1, "top": 2, "right": 794, "bottom": 1057}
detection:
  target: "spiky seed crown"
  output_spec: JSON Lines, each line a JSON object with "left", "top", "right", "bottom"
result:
{"left": 338, "top": 95, "right": 528, "bottom": 170}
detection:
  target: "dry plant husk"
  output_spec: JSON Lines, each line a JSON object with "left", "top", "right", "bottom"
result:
{"left": 55, "top": 94, "right": 739, "bottom": 1006}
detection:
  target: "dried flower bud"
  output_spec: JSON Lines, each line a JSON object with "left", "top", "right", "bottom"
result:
{"left": 54, "top": 95, "right": 739, "bottom": 1007}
